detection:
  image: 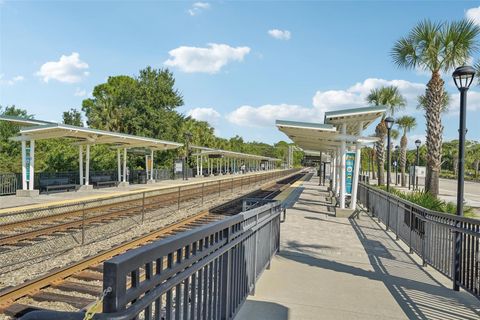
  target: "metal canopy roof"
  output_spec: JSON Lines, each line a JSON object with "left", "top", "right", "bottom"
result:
{"left": 192, "top": 146, "right": 281, "bottom": 162}
{"left": 0, "top": 115, "right": 56, "bottom": 127}
{"left": 10, "top": 123, "right": 183, "bottom": 151}
{"left": 276, "top": 106, "right": 384, "bottom": 153}
{"left": 324, "top": 106, "right": 386, "bottom": 135}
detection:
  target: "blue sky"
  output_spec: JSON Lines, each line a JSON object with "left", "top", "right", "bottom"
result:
{"left": 1, "top": 1, "right": 480, "bottom": 148}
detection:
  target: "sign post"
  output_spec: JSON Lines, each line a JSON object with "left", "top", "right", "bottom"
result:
{"left": 345, "top": 152, "right": 355, "bottom": 195}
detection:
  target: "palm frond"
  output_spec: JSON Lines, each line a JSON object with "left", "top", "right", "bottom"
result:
{"left": 441, "top": 19, "right": 480, "bottom": 71}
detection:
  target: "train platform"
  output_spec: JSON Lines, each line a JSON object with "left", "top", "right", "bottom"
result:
{"left": 235, "top": 174, "right": 480, "bottom": 320}
{"left": 0, "top": 170, "right": 284, "bottom": 214}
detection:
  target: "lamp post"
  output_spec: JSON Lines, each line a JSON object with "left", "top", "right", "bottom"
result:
{"left": 184, "top": 131, "right": 193, "bottom": 180}
{"left": 385, "top": 117, "right": 394, "bottom": 192}
{"left": 414, "top": 139, "right": 421, "bottom": 190}
{"left": 452, "top": 65, "right": 475, "bottom": 291}
{"left": 395, "top": 145, "right": 399, "bottom": 185}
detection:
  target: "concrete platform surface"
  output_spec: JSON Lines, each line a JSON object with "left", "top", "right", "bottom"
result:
{"left": 235, "top": 174, "right": 480, "bottom": 320}
{"left": 0, "top": 170, "right": 283, "bottom": 212}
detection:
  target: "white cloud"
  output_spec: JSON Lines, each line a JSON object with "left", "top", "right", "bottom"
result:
{"left": 187, "top": 107, "right": 221, "bottom": 124}
{"left": 74, "top": 88, "right": 87, "bottom": 97}
{"left": 448, "top": 90, "right": 480, "bottom": 114}
{"left": 36, "top": 52, "right": 89, "bottom": 83}
{"left": 164, "top": 43, "right": 250, "bottom": 74}
{"left": 227, "top": 78, "right": 425, "bottom": 128}
{"left": 268, "top": 29, "right": 291, "bottom": 40}
{"left": 0, "top": 74, "right": 24, "bottom": 85}
{"left": 188, "top": 2, "right": 210, "bottom": 16}
{"left": 227, "top": 104, "right": 319, "bottom": 128}
{"left": 466, "top": 7, "right": 480, "bottom": 25}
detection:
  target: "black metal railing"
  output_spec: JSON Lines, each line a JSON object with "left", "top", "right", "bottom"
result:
{"left": 357, "top": 182, "right": 480, "bottom": 298}
{"left": 22, "top": 201, "right": 282, "bottom": 320}
{"left": 0, "top": 173, "right": 17, "bottom": 196}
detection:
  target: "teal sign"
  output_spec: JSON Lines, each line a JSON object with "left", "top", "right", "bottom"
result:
{"left": 25, "top": 147, "right": 31, "bottom": 182}
{"left": 345, "top": 152, "right": 355, "bottom": 195}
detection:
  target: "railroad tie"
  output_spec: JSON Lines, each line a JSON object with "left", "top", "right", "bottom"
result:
{"left": 30, "top": 291, "right": 94, "bottom": 309}
{"left": 52, "top": 281, "right": 102, "bottom": 297}
{"left": 72, "top": 270, "right": 103, "bottom": 282}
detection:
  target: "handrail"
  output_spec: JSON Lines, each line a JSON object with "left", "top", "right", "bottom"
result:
{"left": 22, "top": 201, "right": 282, "bottom": 320}
{"left": 357, "top": 182, "right": 480, "bottom": 298}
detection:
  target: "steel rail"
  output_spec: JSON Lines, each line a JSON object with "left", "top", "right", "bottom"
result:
{"left": 0, "top": 210, "right": 211, "bottom": 308}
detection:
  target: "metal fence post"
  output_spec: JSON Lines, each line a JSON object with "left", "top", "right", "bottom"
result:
{"left": 220, "top": 228, "right": 231, "bottom": 320}
{"left": 267, "top": 208, "right": 273, "bottom": 270}
{"left": 252, "top": 212, "right": 258, "bottom": 296}
{"left": 395, "top": 199, "right": 399, "bottom": 240}
{"left": 81, "top": 204, "right": 86, "bottom": 245}
{"left": 386, "top": 194, "right": 390, "bottom": 231}
{"left": 177, "top": 186, "right": 181, "bottom": 210}
{"left": 141, "top": 192, "right": 145, "bottom": 224}
{"left": 409, "top": 206, "right": 413, "bottom": 254}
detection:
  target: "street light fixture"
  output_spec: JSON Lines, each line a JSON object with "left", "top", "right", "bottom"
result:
{"left": 452, "top": 65, "right": 475, "bottom": 291}
{"left": 414, "top": 139, "right": 421, "bottom": 190}
{"left": 385, "top": 117, "right": 394, "bottom": 192}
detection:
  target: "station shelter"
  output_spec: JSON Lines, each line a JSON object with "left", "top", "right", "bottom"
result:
{"left": 191, "top": 147, "right": 282, "bottom": 176}
{"left": 276, "top": 106, "right": 385, "bottom": 211}
{"left": 0, "top": 116, "right": 183, "bottom": 197}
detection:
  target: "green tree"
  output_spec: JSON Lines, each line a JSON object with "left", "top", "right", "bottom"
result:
{"left": 396, "top": 116, "right": 417, "bottom": 186}
{"left": 62, "top": 108, "right": 83, "bottom": 126}
{"left": 0, "top": 106, "right": 32, "bottom": 172}
{"left": 392, "top": 19, "right": 480, "bottom": 196}
{"left": 366, "top": 86, "right": 406, "bottom": 185}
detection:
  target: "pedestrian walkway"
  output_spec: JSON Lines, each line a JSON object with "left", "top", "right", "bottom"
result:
{"left": 235, "top": 174, "right": 480, "bottom": 320}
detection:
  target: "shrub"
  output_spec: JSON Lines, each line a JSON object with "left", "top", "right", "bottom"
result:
{"left": 373, "top": 185, "right": 474, "bottom": 217}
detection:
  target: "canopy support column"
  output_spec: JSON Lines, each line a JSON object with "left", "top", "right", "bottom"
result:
{"left": 147, "top": 150, "right": 155, "bottom": 184}
{"left": 21, "top": 140, "right": 26, "bottom": 191}
{"left": 119, "top": 147, "right": 129, "bottom": 187}
{"left": 340, "top": 124, "right": 347, "bottom": 209}
{"left": 196, "top": 155, "right": 200, "bottom": 177}
{"left": 79, "top": 146, "right": 84, "bottom": 186}
{"left": 117, "top": 149, "right": 121, "bottom": 182}
{"left": 350, "top": 122, "right": 364, "bottom": 210}
{"left": 200, "top": 156, "right": 203, "bottom": 176}
{"left": 331, "top": 151, "right": 336, "bottom": 192}
{"left": 17, "top": 139, "right": 39, "bottom": 197}
{"left": 28, "top": 140, "right": 35, "bottom": 191}
{"left": 85, "top": 144, "right": 90, "bottom": 186}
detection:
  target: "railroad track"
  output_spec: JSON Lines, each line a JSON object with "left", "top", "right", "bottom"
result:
{"left": 0, "top": 171, "right": 305, "bottom": 319}
{"left": 0, "top": 211, "right": 219, "bottom": 318}
{"left": 0, "top": 176, "right": 265, "bottom": 249}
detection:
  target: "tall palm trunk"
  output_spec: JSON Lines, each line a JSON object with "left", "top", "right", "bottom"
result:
{"left": 371, "top": 149, "right": 376, "bottom": 180}
{"left": 400, "top": 134, "right": 407, "bottom": 187}
{"left": 375, "top": 120, "right": 387, "bottom": 186}
{"left": 424, "top": 71, "right": 444, "bottom": 196}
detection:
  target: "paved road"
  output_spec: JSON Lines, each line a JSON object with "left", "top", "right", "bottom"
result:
{"left": 438, "top": 178, "right": 480, "bottom": 209}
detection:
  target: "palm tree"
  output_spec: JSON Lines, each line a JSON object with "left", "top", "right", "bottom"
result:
{"left": 396, "top": 116, "right": 417, "bottom": 187}
{"left": 366, "top": 86, "right": 406, "bottom": 186}
{"left": 392, "top": 19, "right": 480, "bottom": 197}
